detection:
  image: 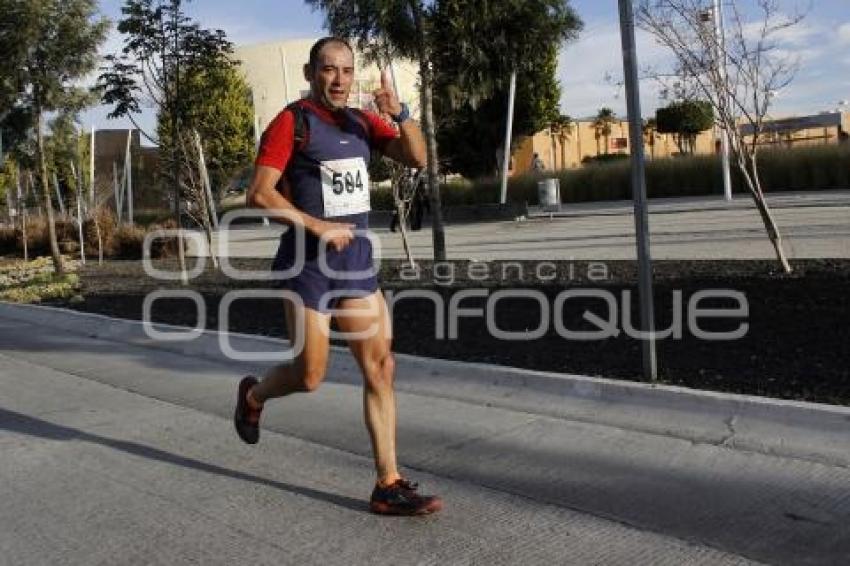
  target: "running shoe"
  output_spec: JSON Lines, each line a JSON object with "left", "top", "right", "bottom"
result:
{"left": 369, "top": 479, "right": 443, "bottom": 516}
{"left": 234, "top": 375, "right": 262, "bottom": 444}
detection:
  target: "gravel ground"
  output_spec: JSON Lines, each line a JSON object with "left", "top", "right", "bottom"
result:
{"left": 47, "top": 257, "right": 850, "bottom": 406}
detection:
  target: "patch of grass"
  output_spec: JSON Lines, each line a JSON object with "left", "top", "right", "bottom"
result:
{"left": 0, "top": 271, "right": 80, "bottom": 303}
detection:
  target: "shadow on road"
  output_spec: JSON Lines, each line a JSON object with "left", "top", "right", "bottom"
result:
{"left": 0, "top": 407, "right": 366, "bottom": 514}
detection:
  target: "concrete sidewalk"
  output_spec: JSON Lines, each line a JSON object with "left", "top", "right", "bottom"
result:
{"left": 203, "top": 190, "right": 850, "bottom": 260}
{"left": 1, "top": 304, "right": 849, "bottom": 565}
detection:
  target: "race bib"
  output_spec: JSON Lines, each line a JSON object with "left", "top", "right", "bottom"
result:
{"left": 320, "top": 157, "right": 371, "bottom": 218}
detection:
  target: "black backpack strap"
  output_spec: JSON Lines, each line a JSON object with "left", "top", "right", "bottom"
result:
{"left": 286, "top": 102, "right": 310, "bottom": 153}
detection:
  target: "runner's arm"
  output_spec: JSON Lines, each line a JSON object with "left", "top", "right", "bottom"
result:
{"left": 382, "top": 119, "right": 427, "bottom": 169}
{"left": 249, "top": 111, "right": 354, "bottom": 250}
{"left": 370, "top": 71, "right": 427, "bottom": 168}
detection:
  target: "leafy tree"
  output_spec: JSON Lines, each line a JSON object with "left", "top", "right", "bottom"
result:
{"left": 99, "top": 0, "right": 235, "bottom": 222}
{"left": 550, "top": 114, "right": 573, "bottom": 170}
{"left": 430, "top": 0, "right": 581, "bottom": 179}
{"left": 0, "top": 0, "right": 108, "bottom": 273}
{"left": 157, "top": 62, "right": 254, "bottom": 201}
{"left": 592, "top": 107, "right": 616, "bottom": 156}
{"left": 434, "top": 45, "right": 566, "bottom": 178}
{"left": 655, "top": 99, "right": 713, "bottom": 155}
{"left": 643, "top": 117, "right": 658, "bottom": 159}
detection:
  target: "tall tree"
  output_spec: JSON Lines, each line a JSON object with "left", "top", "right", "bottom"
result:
{"left": 430, "top": 0, "right": 581, "bottom": 179}
{"left": 156, "top": 62, "right": 254, "bottom": 201}
{"left": 643, "top": 117, "right": 658, "bottom": 160}
{"left": 305, "top": 0, "right": 449, "bottom": 261}
{"left": 0, "top": 0, "right": 108, "bottom": 273}
{"left": 636, "top": 0, "right": 803, "bottom": 273}
{"left": 550, "top": 114, "right": 574, "bottom": 170}
{"left": 99, "top": 0, "right": 235, "bottom": 225}
{"left": 434, "top": 45, "right": 566, "bottom": 178}
{"left": 593, "top": 107, "right": 616, "bottom": 156}
{"left": 655, "top": 99, "right": 713, "bottom": 155}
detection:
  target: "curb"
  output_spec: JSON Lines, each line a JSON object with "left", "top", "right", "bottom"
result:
{"left": 1, "top": 301, "right": 848, "bottom": 467}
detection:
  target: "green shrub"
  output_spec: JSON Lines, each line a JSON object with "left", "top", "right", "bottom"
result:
{"left": 147, "top": 219, "right": 183, "bottom": 259}
{"left": 0, "top": 227, "right": 17, "bottom": 255}
{"left": 112, "top": 224, "right": 148, "bottom": 260}
{"left": 83, "top": 207, "right": 117, "bottom": 257}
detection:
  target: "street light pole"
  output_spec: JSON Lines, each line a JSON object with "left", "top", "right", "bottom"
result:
{"left": 499, "top": 70, "right": 517, "bottom": 205}
{"left": 713, "top": 0, "right": 733, "bottom": 201}
{"left": 619, "top": 0, "right": 658, "bottom": 382}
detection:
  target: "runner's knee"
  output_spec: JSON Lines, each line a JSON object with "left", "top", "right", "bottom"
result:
{"left": 365, "top": 351, "right": 395, "bottom": 389}
{"left": 298, "top": 363, "right": 327, "bottom": 392}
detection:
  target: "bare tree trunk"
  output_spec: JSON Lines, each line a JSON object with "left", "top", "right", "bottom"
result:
{"left": 746, "top": 152, "right": 791, "bottom": 273}
{"left": 35, "top": 105, "right": 64, "bottom": 275}
{"left": 16, "top": 171, "right": 28, "bottom": 262}
{"left": 733, "top": 149, "right": 792, "bottom": 273}
{"left": 94, "top": 209, "right": 104, "bottom": 264}
{"left": 411, "top": 0, "right": 446, "bottom": 262}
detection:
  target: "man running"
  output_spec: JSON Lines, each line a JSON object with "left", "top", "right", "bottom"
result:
{"left": 233, "top": 37, "right": 442, "bottom": 516}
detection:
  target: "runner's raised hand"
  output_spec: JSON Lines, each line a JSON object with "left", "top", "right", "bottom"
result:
{"left": 372, "top": 70, "right": 402, "bottom": 117}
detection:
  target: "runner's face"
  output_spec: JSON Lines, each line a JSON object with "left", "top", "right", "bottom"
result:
{"left": 310, "top": 44, "right": 354, "bottom": 110}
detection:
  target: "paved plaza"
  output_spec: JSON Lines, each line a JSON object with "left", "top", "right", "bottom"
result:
{"left": 203, "top": 191, "right": 850, "bottom": 260}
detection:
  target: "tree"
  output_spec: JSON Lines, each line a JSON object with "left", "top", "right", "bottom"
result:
{"left": 305, "top": 0, "right": 449, "bottom": 261}
{"left": 550, "top": 114, "right": 574, "bottom": 170}
{"left": 156, "top": 62, "right": 254, "bottom": 202}
{"left": 434, "top": 47, "right": 565, "bottom": 179}
{"left": 99, "top": 0, "right": 236, "bottom": 225}
{"left": 636, "top": 0, "right": 803, "bottom": 273}
{"left": 593, "top": 107, "right": 616, "bottom": 156}
{"left": 643, "top": 117, "right": 658, "bottom": 159}
{"left": 430, "top": 0, "right": 582, "bottom": 179}
{"left": 655, "top": 99, "right": 713, "bottom": 155}
{"left": 0, "top": 0, "right": 108, "bottom": 274}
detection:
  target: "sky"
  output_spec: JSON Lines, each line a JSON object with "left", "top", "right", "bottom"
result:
{"left": 83, "top": 0, "right": 850, "bottom": 133}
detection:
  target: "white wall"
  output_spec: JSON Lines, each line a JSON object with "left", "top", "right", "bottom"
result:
{"left": 234, "top": 38, "right": 421, "bottom": 135}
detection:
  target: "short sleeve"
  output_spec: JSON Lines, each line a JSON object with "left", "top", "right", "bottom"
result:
{"left": 361, "top": 110, "right": 400, "bottom": 151}
{"left": 255, "top": 109, "right": 295, "bottom": 171}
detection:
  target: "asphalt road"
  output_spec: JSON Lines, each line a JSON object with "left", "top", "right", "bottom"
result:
{"left": 1, "top": 306, "right": 849, "bottom": 565}
{"left": 202, "top": 191, "right": 850, "bottom": 261}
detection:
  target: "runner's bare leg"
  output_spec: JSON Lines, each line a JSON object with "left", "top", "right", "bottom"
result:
{"left": 336, "top": 292, "right": 401, "bottom": 486}
{"left": 250, "top": 300, "right": 331, "bottom": 402}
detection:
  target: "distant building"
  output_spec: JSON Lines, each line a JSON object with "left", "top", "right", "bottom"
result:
{"left": 92, "top": 129, "right": 161, "bottom": 210}
{"left": 234, "top": 38, "right": 421, "bottom": 136}
{"left": 511, "top": 111, "right": 850, "bottom": 175}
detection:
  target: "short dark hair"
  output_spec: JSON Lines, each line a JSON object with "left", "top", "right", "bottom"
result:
{"left": 308, "top": 37, "right": 354, "bottom": 70}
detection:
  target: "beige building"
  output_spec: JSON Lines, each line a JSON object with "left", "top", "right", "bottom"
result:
{"left": 512, "top": 111, "right": 849, "bottom": 175}
{"left": 234, "top": 38, "right": 421, "bottom": 136}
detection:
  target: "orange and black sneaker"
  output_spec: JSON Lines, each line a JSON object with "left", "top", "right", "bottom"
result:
{"left": 369, "top": 479, "right": 443, "bottom": 516}
{"left": 234, "top": 376, "right": 262, "bottom": 444}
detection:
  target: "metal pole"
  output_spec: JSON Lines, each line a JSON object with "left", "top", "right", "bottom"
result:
{"left": 70, "top": 161, "right": 85, "bottom": 263}
{"left": 499, "top": 69, "right": 518, "bottom": 205}
{"left": 618, "top": 0, "right": 658, "bottom": 381}
{"left": 113, "top": 161, "right": 121, "bottom": 224}
{"left": 714, "top": 0, "right": 733, "bottom": 201}
{"left": 126, "top": 130, "right": 134, "bottom": 225}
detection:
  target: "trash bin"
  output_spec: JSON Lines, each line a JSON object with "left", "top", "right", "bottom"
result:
{"left": 537, "top": 178, "right": 561, "bottom": 207}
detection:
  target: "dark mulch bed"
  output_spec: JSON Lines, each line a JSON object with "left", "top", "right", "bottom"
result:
{"left": 47, "top": 258, "right": 850, "bottom": 406}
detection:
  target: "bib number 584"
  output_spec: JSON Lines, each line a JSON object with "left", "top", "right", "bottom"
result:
{"left": 332, "top": 171, "right": 365, "bottom": 195}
